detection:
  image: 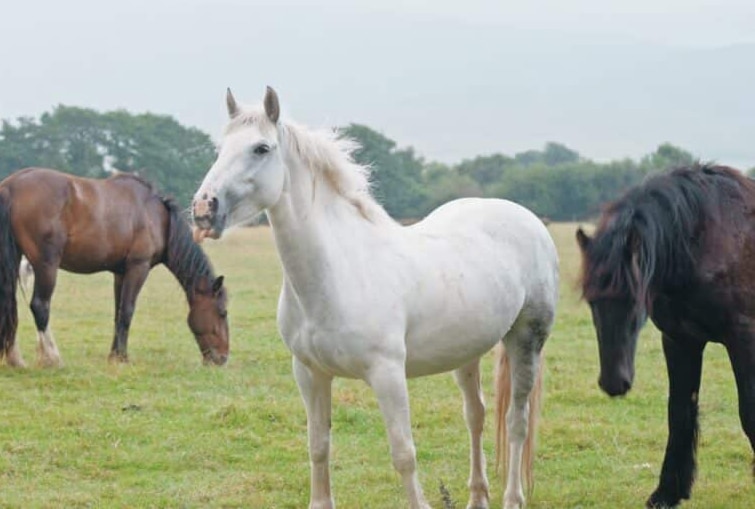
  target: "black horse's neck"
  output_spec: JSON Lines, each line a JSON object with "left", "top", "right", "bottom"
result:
{"left": 162, "top": 199, "right": 216, "bottom": 299}
{"left": 585, "top": 164, "right": 747, "bottom": 306}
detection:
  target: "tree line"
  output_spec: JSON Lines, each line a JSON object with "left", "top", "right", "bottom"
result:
{"left": 0, "top": 106, "right": 215, "bottom": 209}
{"left": 1, "top": 105, "right": 748, "bottom": 221}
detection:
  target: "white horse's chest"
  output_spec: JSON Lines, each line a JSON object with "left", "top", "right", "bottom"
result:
{"left": 277, "top": 282, "right": 396, "bottom": 378}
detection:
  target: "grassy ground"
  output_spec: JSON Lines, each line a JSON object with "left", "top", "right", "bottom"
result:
{"left": 1, "top": 223, "right": 752, "bottom": 508}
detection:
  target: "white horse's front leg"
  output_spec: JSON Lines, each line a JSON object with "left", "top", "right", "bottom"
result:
{"left": 293, "top": 357, "right": 335, "bottom": 509}
{"left": 368, "top": 360, "right": 430, "bottom": 509}
{"left": 454, "top": 359, "right": 490, "bottom": 509}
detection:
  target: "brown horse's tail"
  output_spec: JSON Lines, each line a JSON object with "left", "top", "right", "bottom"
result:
{"left": 494, "top": 343, "right": 544, "bottom": 498}
{"left": 0, "top": 188, "right": 20, "bottom": 359}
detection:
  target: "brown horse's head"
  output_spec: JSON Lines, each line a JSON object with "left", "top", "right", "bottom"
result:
{"left": 187, "top": 275, "right": 229, "bottom": 365}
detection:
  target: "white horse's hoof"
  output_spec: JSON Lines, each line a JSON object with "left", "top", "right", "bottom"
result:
{"left": 309, "top": 500, "right": 335, "bottom": 509}
{"left": 503, "top": 494, "right": 524, "bottom": 509}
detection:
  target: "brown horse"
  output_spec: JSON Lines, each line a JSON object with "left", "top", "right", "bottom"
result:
{"left": 0, "top": 168, "right": 229, "bottom": 367}
{"left": 577, "top": 164, "right": 755, "bottom": 507}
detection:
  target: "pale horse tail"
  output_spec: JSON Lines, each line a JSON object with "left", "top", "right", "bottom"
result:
{"left": 19, "top": 256, "right": 34, "bottom": 297}
{"left": 494, "top": 343, "right": 544, "bottom": 497}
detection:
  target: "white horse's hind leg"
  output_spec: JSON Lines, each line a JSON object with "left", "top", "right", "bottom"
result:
{"left": 368, "top": 361, "right": 430, "bottom": 509}
{"left": 454, "top": 359, "right": 490, "bottom": 509}
{"left": 501, "top": 325, "right": 545, "bottom": 509}
{"left": 293, "top": 357, "right": 335, "bottom": 509}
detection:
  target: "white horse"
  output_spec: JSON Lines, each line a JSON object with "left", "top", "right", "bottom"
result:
{"left": 192, "top": 87, "right": 559, "bottom": 509}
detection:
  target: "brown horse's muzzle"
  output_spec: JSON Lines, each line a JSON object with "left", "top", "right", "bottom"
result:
{"left": 203, "top": 348, "right": 228, "bottom": 366}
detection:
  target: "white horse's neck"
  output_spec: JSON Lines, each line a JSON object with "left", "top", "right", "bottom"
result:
{"left": 266, "top": 124, "right": 395, "bottom": 312}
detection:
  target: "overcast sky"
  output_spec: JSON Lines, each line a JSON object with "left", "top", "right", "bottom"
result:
{"left": 1, "top": 0, "right": 754, "bottom": 166}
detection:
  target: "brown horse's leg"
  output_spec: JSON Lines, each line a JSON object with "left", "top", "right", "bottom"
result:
{"left": 724, "top": 336, "right": 755, "bottom": 477}
{"left": 109, "top": 263, "right": 150, "bottom": 363}
{"left": 109, "top": 273, "right": 124, "bottom": 360}
{"left": 30, "top": 263, "right": 62, "bottom": 368}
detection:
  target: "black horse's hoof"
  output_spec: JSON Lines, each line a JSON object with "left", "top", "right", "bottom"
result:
{"left": 646, "top": 489, "right": 681, "bottom": 508}
{"left": 108, "top": 352, "right": 129, "bottom": 364}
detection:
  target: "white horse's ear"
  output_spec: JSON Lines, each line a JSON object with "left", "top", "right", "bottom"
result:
{"left": 264, "top": 86, "right": 280, "bottom": 123}
{"left": 226, "top": 88, "right": 239, "bottom": 118}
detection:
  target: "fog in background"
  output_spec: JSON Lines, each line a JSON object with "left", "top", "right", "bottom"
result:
{"left": 1, "top": 0, "right": 754, "bottom": 166}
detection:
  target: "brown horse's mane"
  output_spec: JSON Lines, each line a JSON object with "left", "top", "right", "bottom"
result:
{"left": 163, "top": 197, "right": 218, "bottom": 296}
{"left": 111, "top": 171, "right": 218, "bottom": 295}
{"left": 580, "top": 163, "right": 753, "bottom": 308}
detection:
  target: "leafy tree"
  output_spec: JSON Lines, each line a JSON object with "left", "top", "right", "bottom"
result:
{"left": 640, "top": 143, "right": 695, "bottom": 172}
{"left": 341, "top": 123, "right": 427, "bottom": 218}
{"left": 422, "top": 162, "right": 482, "bottom": 214}
{"left": 456, "top": 154, "right": 514, "bottom": 187}
{"left": 542, "top": 142, "right": 580, "bottom": 166}
{"left": 514, "top": 149, "right": 542, "bottom": 167}
{"left": 100, "top": 110, "right": 216, "bottom": 205}
{"left": 512, "top": 142, "right": 580, "bottom": 168}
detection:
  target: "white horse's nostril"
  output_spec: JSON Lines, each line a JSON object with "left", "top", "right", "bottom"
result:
{"left": 193, "top": 198, "right": 214, "bottom": 219}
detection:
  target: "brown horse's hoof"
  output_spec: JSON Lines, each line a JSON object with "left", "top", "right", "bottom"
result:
{"left": 5, "top": 352, "right": 28, "bottom": 368}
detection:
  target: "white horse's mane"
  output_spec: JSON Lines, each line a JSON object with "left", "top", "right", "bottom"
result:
{"left": 227, "top": 107, "right": 388, "bottom": 222}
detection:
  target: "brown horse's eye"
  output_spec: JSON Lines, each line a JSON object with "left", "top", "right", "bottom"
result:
{"left": 219, "top": 310, "right": 228, "bottom": 319}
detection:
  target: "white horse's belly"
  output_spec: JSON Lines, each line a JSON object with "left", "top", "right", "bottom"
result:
{"left": 402, "top": 284, "right": 523, "bottom": 377}
{"left": 403, "top": 328, "right": 501, "bottom": 377}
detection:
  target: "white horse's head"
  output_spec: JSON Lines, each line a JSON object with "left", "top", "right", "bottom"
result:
{"left": 192, "top": 87, "right": 285, "bottom": 241}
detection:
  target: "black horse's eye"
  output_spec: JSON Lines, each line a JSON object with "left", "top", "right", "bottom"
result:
{"left": 253, "top": 144, "right": 270, "bottom": 155}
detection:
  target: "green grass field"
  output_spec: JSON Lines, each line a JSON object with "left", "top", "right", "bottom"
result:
{"left": 1, "top": 223, "right": 752, "bottom": 508}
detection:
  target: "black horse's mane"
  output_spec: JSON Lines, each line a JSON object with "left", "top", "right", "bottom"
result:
{"left": 581, "top": 163, "right": 752, "bottom": 306}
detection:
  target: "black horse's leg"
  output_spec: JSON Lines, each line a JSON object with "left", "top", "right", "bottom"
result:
{"left": 647, "top": 334, "right": 705, "bottom": 508}
{"left": 724, "top": 334, "right": 755, "bottom": 477}
{"left": 30, "top": 262, "right": 62, "bottom": 367}
{"left": 108, "top": 263, "right": 150, "bottom": 363}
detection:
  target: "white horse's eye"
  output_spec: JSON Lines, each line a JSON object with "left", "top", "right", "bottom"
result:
{"left": 253, "top": 144, "right": 270, "bottom": 155}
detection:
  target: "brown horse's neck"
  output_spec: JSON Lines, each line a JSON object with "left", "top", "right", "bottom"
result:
{"left": 162, "top": 199, "right": 216, "bottom": 302}
{"left": 164, "top": 247, "right": 215, "bottom": 302}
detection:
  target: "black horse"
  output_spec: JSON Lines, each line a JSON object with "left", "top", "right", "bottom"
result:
{"left": 576, "top": 163, "right": 755, "bottom": 507}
